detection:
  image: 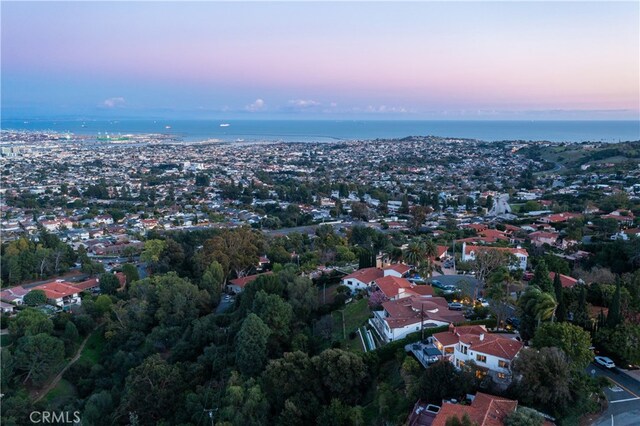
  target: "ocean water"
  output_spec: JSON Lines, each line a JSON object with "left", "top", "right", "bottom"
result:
{"left": 1, "top": 119, "right": 639, "bottom": 143}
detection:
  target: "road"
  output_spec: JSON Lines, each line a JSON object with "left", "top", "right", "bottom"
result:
{"left": 589, "top": 363, "right": 640, "bottom": 426}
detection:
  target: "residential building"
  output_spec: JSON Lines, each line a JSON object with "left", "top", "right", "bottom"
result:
{"left": 461, "top": 243, "right": 528, "bottom": 270}
{"left": 227, "top": 272, "right": 273, "bottom": 294}
{"left": 431, "top": 392, "right": 518, "bottom": 426}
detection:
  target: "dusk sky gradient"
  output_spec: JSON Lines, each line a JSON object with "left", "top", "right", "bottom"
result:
{"left": 2, "top": 1, "right": 639, "bottom": 120}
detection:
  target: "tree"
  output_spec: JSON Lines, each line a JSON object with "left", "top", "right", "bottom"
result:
{"left": 312, "top": 348, "right": 368, "bottom": 404}
{"left": 510, "top": 347, "right": 572, "bottom": 416}
{"left": 404, "top": 241, "right": 426, "bottom": 267}
{"left": 140, "top": 239, "right": 167, "bottom": 266}
{"left": 472, "top": 249, "right": 511, "bottom": 284}
{"left": 9, "top": 308, "right": 53, "bottom": 338}
{"left": 200, "top": 260, "right": 225, "bottom": 302}
{"left": 236, "top": 314, "right": 271, "bottom": 376}
{"left": 121, "top": 263, "right": 140, "bottom": 284}
{"left": 14, "top": 333, "right": 65, "bottom": 385}
{"left": 261, "top": 351, "right": 315, "bottom": 413}
{"left": 410, "top": 206, "right": 430, "bottom": 233}
{"left": 94, "top": 295, "right": 113, "bottom": 317}
{"left": 530, "top": 260, "right": 553, "bottom": 294}
{"left": 23, "top": 289, "right": 47, "bottom": 306}
{"left": 595, "top": 323, "right": 640, "bottom": 365}
{"left": 202, "top": 228, "right": 263, "bottom": 279}
{"left": 415, "top": 360, "right": 477, "bottom": 405}
{"left": 607, "top": 279, "right": 622, "bottom": 328}
{"left": 252, "top": 290, "right": 293, "bottom": 340}
{"left": 504, "top": 407, "right": 544, "bottom": 426}
{"left": 99, "top": 272, "right": 120, "bottom": 295}
{"left": 533, "top": 322, "right": 593, "bottom": 370}
{"left": 534, "top": 291, "right": 557, "bottom": 326}
{"left": 552, "top": 272, "right": 566, "bottom": 322}
{"left": 83, "top": 391, "right": 114, "bottom": 426}
{"left": 120, "top": 354, "right": 184, "bottom": 423}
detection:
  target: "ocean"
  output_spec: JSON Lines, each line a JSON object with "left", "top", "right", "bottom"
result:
{"left": 1, "top": 119, "right": 639, "bottom": 143}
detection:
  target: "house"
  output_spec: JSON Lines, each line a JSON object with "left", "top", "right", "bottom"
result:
{"left": 383, "top": 263, "right": 411, "bottom": 277}
{"left": 34, "top": 281, "right": 81, "bottom": 308}
{"left": 528, "top": 231, "right": 559, "bottom": 246}
{"left": 227, "top": 272, "right": 273, "bottom": 294}
{"left": 549, "top": 272, "right": 578, "bottom": 289}
{"left": 435, "top": 246, "right": 449, "bottom": 261}
{"left": 370, "top": 296, "right": 465, "bottom": 342}
{"left": 538, "top": 212, "right": 582, "bottom": 224}
{"left": 341, "top": 267, "right": 383, "bottom": 291}
{"left": 461, "top": 243, "right": 528, "bottom": 270}
{"left": 432, "top": 324, "right": 523, "bottom": 385}
{"left": 0, "top": 301, "right": 16, "bottom": 314}
{"left": 602, "top": 210, "right": 635, "bottom": 226}
{"left": 0, "top": 286, "right": 30, "bottom": 305}
{"left": 94, "top": 214, "right": 114, "bottom": 225}
{"left": 374, "top": 276, "right": 435, "bottom": 300}
{"left": 431, "top": 392, "right": 518, "bottom": 426}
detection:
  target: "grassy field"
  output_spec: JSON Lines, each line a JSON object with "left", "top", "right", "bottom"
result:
{"left": 332, "top": 298, "right": 371, "bottom": 352}
{"left": 79, "top": 327, "right": 106, "bottom": 365}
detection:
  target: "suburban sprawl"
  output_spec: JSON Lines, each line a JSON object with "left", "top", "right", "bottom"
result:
{"left": 1, "top": 130, "right": 640, "bottom": 426}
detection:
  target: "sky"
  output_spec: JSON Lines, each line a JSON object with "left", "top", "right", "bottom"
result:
{"left": 1, "top": 1, "right": 639, "bottom": 120}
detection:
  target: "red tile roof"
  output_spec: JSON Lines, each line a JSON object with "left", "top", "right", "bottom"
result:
{"left": 464, "top": 245, "right": 528, "bottom": 257}
{"left": 459, "top": 333, "right": 523, "bottom": 360}
{"left": 229, "top": 272, "right": 273, "bottom": 289}
{"left": 382, "top": 296, "right": 465, "bottom": 329}
{"left": 375, "top": 276, "right": 412, "bottom": 298}
{"left": 383, "top": 263, "right": 411, "bottom": 275}
{"left": 34, "top": 281, "right": 79, "bottom": 299}
{"left": 432, "top": 392, "right": 518, "bottom": 426}
{"left": 342, "top": 267, "right": 384, "bottom": 285}
{"left": 549, "top": 272, "right": 578, "bottom": 289}
{"left": 432, "top": 325, "right": 488, "bottom": 347}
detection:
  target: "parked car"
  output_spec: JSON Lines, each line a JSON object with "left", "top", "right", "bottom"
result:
{"left": 431, "top": 280, "right": 443, "bottom": 288}
{"left": 595, "top": 356, "right": 616, "bottom": 369}
{"left": 448, "top": 302, "right": 463, "bottom": 311}
{"left": 476, "top": 298, "right": 489, "bottom": 307}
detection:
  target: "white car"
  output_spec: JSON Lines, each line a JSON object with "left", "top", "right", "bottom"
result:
{"left": 595, "top": 356, "right": 616, "bottom": 369}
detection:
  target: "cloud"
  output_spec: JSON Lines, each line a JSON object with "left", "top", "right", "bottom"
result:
{"left": 364, "top": 105, "right": 408, "bottom": 113}
{"left": 101, "top": 97, "right": 126, "bottom": 108}
{"left": 245, "top": 98, "right": 265, "bottom": 112}
{"left": 288, "top": 99, "right": 321, "bottom": 108}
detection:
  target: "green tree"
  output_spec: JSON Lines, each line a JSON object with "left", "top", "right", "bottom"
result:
{"left": 533, "top": 322, "right": 592, "bottom": 370}
{"left": 94, "top": 295, "right": 113, "bottom": 317}
{"left": 595, "top": 323, "right": 640, "bottom": 365}
{"left": 415, "top": 360, "right": 477, "bottom": 405}
{"left": 312, "top": 348, "right": 368, "bottom": 404}
{"left": 552, "top": 272, "right": 566, "bottom": 322}
{"left": 607, "top": 279, "right": 622, "bottom": 328}
{"left": 140, "top": 239, "right": 167, "bottom": 266}
{"left": 14, "top": 333, "right": 65, "bottom": 385}
{"left": 200, "top": 260, "right": 225, "bottom": 302}
{"left": 236, "top": 314, "right": 271, "bottom": 376}
{"left": 23, "top": 289, "right": 47, "bottom": 306}
{"left": 83, "top": 391, "right": 114, "bottom": 426}
{"left": 120, "top": 354, "right": 184, "bottom": 423}
{"left": 9, "top": 308, "right": 53, "bottom": 338}
{"left": 531, "top": 260, "right": 553, "bottom": 294}
{"left": 511, "top": 347, "right": 572, "bottom": 417}
{"left": 252, "top": 290, "right": 293, "bottom": 340}
{"left": 504, "top": 407, "right": 544, "bottom": 426}
{"left": 404, "top": 241, "right": 426, "bottom": 267}
{"left": 121, "top": 263, "right": 140, "bottom": 284}
{"left": 99, "top": 272, "right": 120, "bottom": 295}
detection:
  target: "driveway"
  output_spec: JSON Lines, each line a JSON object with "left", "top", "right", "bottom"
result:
{"left": 216, "top": 296, "right": 235, "bottom": 313}
{"left": 589, "top": 363, "right": 640, "bottom": 426}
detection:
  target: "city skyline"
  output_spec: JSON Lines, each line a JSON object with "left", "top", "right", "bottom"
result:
{"left": 2, "top": 1, "right": 639, "bottom": 120}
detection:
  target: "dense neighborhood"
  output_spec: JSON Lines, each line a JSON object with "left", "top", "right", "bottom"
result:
{"left": 1, "top": 131, "right": 640, "bottom": 425}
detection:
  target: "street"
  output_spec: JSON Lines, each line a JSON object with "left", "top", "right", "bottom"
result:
{"left": 589, "top": 363, "right": 640, "bottom": 426}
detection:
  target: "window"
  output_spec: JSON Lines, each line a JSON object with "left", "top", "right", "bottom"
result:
{"left": 460, "top": 345, "right": 468, "bottom": 355}
{"left": 476, "top": 354, "right": 487, "bottom": 363}
{"left": 445, "top": 347, "right": 454, "bottom": 354}
{"left": 497, "top": 372, "right": 507, "bottom": 380}
{"left": 499, "top": 360, "right": 510, "bottom": 369}
{"left": 475, "top": 370, "right": 487, "bottom": 379}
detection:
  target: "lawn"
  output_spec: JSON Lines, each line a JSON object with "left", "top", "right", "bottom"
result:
{"left": 332, "top": 298, "right": 371, "bottom": 351}
{"left": 79, "top": 328, "right": 106, "bottom": 365}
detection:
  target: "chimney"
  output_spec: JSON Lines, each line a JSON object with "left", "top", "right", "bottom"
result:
{"left": 479, "top": 333, "right": 485, "bottom": 341}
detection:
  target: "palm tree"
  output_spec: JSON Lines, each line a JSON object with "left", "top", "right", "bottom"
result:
{"left": 534, "top": 292, "right": 558, "bottom": 327}
{"left": 424, "top": 239, "right": 437, "bottom": 260}
{"left": 417, "top": 257, "right": 434, "bottom": 281}
{"left": 403, "top": 241, "right": 426, "bottom": 267}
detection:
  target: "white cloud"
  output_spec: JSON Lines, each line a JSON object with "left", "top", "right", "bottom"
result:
{"left": 102, "top": 97, "right": 126, "bottom": 108}
{"left": 288, "top": 99, "right": 321, "bottom": 108}
{"left": 245, "top": 98, "right": 265, "bottom": 112}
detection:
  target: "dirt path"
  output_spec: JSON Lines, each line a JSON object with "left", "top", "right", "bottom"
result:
{"left": 32, "top": 331, "right": 93, "bottom": 403}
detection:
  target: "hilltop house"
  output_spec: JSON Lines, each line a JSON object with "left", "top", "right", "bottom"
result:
{"left": 370, "top": 296, "right": 465, "bottom": 342}
{"left": 431, "top": 324, "right": 523, "bottom": 386}
{"left": 342, "top": 264, "right": 411, "bottom": 292}
{"left": 430, "top": 392, "right": 519, "bottom": 426}
{"left": 461, "top": 243, "right": 528, "bottom": 271}
{"left": 34, "top": 281, "right": 81, "bottom": 309}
